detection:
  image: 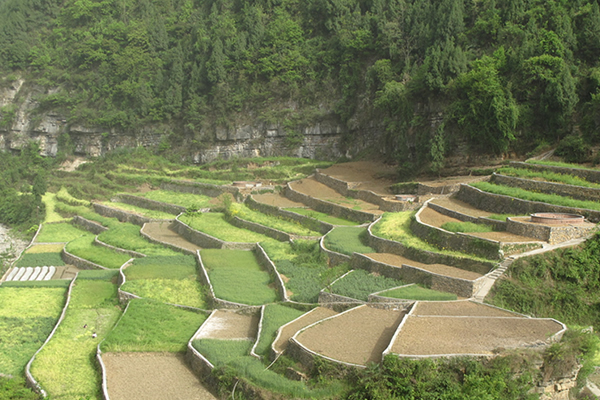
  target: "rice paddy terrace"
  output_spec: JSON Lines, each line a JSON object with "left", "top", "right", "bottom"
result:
{"left": 0, "top": 159, "right": 598, "bottom": 399}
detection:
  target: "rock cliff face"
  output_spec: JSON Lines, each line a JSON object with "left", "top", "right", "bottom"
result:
{"left": 0, "top": 79, "right": 382, "bottom": 162}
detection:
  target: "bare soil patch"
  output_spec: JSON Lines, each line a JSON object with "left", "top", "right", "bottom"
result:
{"left": 195, "top": 310, "right": 259, "bottom": 340}
{"left": 391, "top": 317, "right": 563, "bottom": 356}
{"left": 417, "top": 175, "right": 488, "bottom": 187}
{"left": 296, "top": 305, "right": 405, "bottom": 365}
{"left": 430, "top": 197, "right": 496, "bottom": 218}
{"left": 141, "top": 222, "right": 201, "bottom": 252}
{"left": 252, "top": 193, "right": 305, "bottom": 208}
{"left": 364, "top": 253, "right": 484, "bottom": 281}
{"left": 321, "top": 161, "right": 396, "bottom": 194}
{"left": 103, "top": 352, "right": 217, "bottom": 400}
{"left": 419, "top": 207, "right": 539, "bottom": 243}
{"left": 273, "top": 307, "right": 337, "bottom": 353}
{"left": 413, "top": 301, "right": 525, "bottom": 317}
{"left": 290, "top": 178, "right": 382, "bottom": 214}
{"left": 53, "top": 265, "right": 79, "bottom": 280}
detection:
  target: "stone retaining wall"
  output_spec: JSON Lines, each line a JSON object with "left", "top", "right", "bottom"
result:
{"left": 456, "top": 184, "right": 600, "bottom": 222}
{"left": 112, "top": 193, "right": 186, "bottom": 215}
{"left": 172, "top": 215, "right": 256, "bottom": 250}
{"left": 491, "top": 173, "right": 600, "bottom": 202}
{"left": 510, "top": 161, "right": 600, "bottom": 183}
{"left": 161, "top": 180, "right": 241, "bottom": 201}
{"left": 320, "top": 235, "right": 352, "bottom": 266}
{"left": 350, "top": 253, "right": 486, "bottom": 298}
{"left": 255, "top": 244, "right": 288, "bottom": 302}
{"left": 367, "top": 219, "right": 495, "bottom": 275}
{"left": 139, "top": 222, "right": 196, "bottom": 255}
{"left": 427, "top": 202, "right": 507, "bottom": 231}
{"left": 284, "top": 182, "right": 376, "bottom": 224}
{"left": 71, "top": 216, "right": 108, "bottom": 234}
{"left": 411, "top": 205, "right": 503, "bottom": 260}
{"left": 507, "top": 218, "right": 598, "bottom": 245}
{"left": 230, "top": 216, "right": 291, "bottom": 242}
{"left": 245, "top": 195, "right": 333, "bottom": 234}
{"left": 318, "top": 290, "right": 365, "bottom": 307}
{"left": 94, "top": 237, "right": 146, "bottom": 258}
{"left": 62, "top": 248, "right": 107, "bottom": 270}
{"left": 314, "top": 171, "right": 419, "bottom": 212}
{"left": 93, "top": 202, "right": 173, "bottom": 226}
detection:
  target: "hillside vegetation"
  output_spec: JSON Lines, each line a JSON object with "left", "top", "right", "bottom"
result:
{"left": 1, "top": 0, "right": 600, "bottom": 171}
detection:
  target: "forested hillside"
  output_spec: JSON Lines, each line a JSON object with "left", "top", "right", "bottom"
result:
{"left": 0, "top": 0, "right": 599, "bottom": 171}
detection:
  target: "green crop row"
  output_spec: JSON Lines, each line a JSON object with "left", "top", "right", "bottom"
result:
{"left": 56, "top": 187, "right": 91, "bottom": 207}
{"left": 284, "top": 208, "right": 359, "bottom": 226}
{"left": 201, "top": 249, "right": 278, "bottom": 305}
{"left": 525, "top": 160, "right": 599, "bottom": 170}
{"left": 254, "top": 304, "right": 305, "bottom": 357}
{"left": 193, "top": 339, "right": 345, "bottom": 398}
{"left": 471, "top": 181, "right": 600, "bottom": 211}
{"left": 126, "top": 255, "right": 197, "bottom": 280}
{"left": 102, "top": 299, "right": 207, "bottom": 353}
{"left": 35, "top": 222, "right": 87, "bottom": 243}
{"left": 66, "top": 234, "right": 132, "bottom": 269}
{"left": 41, "top": 193, "right": 68, "bottom": 224}
{"left": 127, "top": 190, "right": 214, "bottom": 209}
{"left": 180, "top": 212, "right": 275, "bottom": 243}
{"left": 0, "top": 287, "right": 66, "bottom": 376}
{"left": 379, "top": 284, "right": 457, "bottom": 301}
{"left": 323, "top": 227, "right": 375, "bottom": 256}
{"left": 101, "top": 201, "right": 176, "bottom": 219}
{"left": 97, "top": 222, "right": 178, "bottom": 256}
{"left": 228, "top": 203, "right": 321, "bottom": 237}
{"left": 498, "top": 166, "right": 600, "bottom": 188}
{"left": 121, "top": 279, "right": 207, "bottom": 309}
{"left": 330, "top": 269, "right": 404, "bottom": 301}
{"left": 31, "top": 278, "right": 121, "bottom": 400}
{"left": 261, "top": 241, "right": 348, "bottom": 303}
{"left": 15, "top": 252, "right": 65, "bottom": 268}
{"left": 440, "top": 221, "right": 494, "bottom": 233}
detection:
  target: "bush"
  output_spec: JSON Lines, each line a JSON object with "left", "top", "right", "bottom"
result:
{"left": 555, "top": 135, "right": 589, "bottom": 163}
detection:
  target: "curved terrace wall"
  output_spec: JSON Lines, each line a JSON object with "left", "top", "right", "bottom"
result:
{"left": 71, "top": 216, "right": 108, "bottom": 235}
{"left": 112, "top": 193, "right": 186, "bottom": 215}
{"left": 160, "top": 180, "right": 241, "bottom": 200}
{"left": 62, "top": 247, "right": 108, "bottom": 270}
{"left": 92, "top": 202, "right": 173, "bottom": 226}
{"left": 491, "top": 173, "right": 600, "bottom": 202}
{"left": 510, "top": 161, "right": 600, "bottom": 184}
{"left": 139, "top": 222, "right": 196, "bottom": 255}
{"left": 284, "top": 182, "right": 376, "bottom": 224}
{"left": 229, "top": 216, "right": 291, "bottom": 242}
{"left": 456, "top": 184, "right": 600, "bottom": 223}
{"left": 172, "top": 214, "right": 255, "bottom": 250}
{"left": 94, "top": 237, "right": 146, "bottom": 258}
{"left": 367, "top": 218, "right": 496, "bottom": 276}
{"left": 319, "top": 234, "right": 352, "bottom": 267}
{"left": 427, "top": 202, "right": 506, "bottom": 231}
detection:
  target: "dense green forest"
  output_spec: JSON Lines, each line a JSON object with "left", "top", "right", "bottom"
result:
{"left": 0, "top": 0, "right": 599, "bottom": 172}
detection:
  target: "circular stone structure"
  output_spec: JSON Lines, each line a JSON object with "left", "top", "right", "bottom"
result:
{"left": 530, "top": 213, "right": 585, "bottom": 225}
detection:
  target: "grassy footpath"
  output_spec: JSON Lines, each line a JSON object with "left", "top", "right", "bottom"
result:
{"left": 31, "top": 273, "right": 121, "bottom": 400}
{"left": 201, "top": 249, "right": 278, "bottom": 305}
{"left": 102, "top": 299, "right": 207, "bottom": 352}
{"left": 0, "top": 287, "right": 66, "bottom": 376}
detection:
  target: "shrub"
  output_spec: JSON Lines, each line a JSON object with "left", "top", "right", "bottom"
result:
{"left": 555, "top": 135, "right": 589, "bottom": 163}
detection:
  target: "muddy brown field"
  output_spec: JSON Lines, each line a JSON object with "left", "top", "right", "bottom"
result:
{"left": 364, "top": 253, "right": 484, "bottom": 280}
{"left": 273, "top": 307, "right": 338, "bottom": 354}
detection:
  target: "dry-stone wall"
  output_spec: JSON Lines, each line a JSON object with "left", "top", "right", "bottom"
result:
{"left": 94, "top": 237, "right": 146, "bottom": 258}
{"left": 139, "top": 223, "right": 195, "bottom": 255}
{"left": 229, "top": 216, "right": 291, "bottom": 242}
{"left": 171, "top": 215, "right": 256, "bottom": 250}
{"left": 284, "top": 183, "right": 376, "bottom": 223}
{"left": 320, "top": 235, "right": 352, "bottom": 266}
{"left": 160, "top": 180, "right": 241, "bottom": 200}
{"left": 112, "top": 193, "right": 186, "bottom": 215}
{"left": 61, "top": 248, "right": 107, "bottom": 270}
{"left": 456, "top": 184, "right": 600, "bottom": 222}
{"left": 491, "top": 173, "right": 600, "bottom": 202}
{"left": 427, "top": 202, "right": 507, "bottom": 231}
{"left": 71, "top": 216, "right": 108, "bottom": 234}
{"left": 510, "top": 161, "right": 600, "bottom": 183}
{"left": 245, "top": 195, "right": 332, "bottom": 234}
{"left": 318, "top": 291, "right": 365, "bottom": 307}
{"left": 255, "top": 244, "right": 288, "bottom": 302}
{"left": 92, "top": 203, "right": 173, "bottom": 226}
{"left": 506, "top": 218, "right": 598, "bottom": 244}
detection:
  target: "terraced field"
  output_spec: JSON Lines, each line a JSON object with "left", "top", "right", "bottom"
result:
{"left": 1, "top": 159, "right": 597, "bottom": 399}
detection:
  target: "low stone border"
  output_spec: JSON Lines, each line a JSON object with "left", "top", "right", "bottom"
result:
{"left": 250, "top": 305, "right": 266, "bottom": 359}
{"left": 427, "top": 202, "right": 506, "bottom": 231}
{"left": 381, "top": 302, "right": 416, "bottom": 360}
{"left": 367, "top": 217, "right": 496, "bottom": 276}
{"left": 255, "top": 244, "right": 288, "bottom": 302}
{"left": 172, "top": 214, "right": 255, "bottom": 250}
{"left": 195, "top": 249, "right": 262, "bottom": 311}
{"left": 314, "top": 170, "right": 420, "bottom": 212}
{"left": 492, "top": 173, "right": 600, "bottom": 202}
{"left": 230, "top": 216, "right": 291, "bottom": 242}
{"left": 92, "top": 203, "right": 173, "bottom": 226}
{"left": 506, "top": 217, "right": 598, "bottom": 245}
{"left": 318, "top": 270, "right": 366, "bottom": 308}
{"left": 30, "top": 224, "right": 44, "bottom": 244}
{"left": 510, "top": 161, "right": 600, "bottom": 184}
{"left": 287, "top": 305, "right": 367, "bottom": 370}
{"left": 456, "top": 184, "right": 600, "bottom": 223}
{"left": 351, "top": 253, "right": 488, "bottom": 298}
{"left": 284, "top": 180, "right": 377, "bottom": 224}
{"left": 62, "top": 247, "right": 108, "bottom": 270}
{"left": 117, "top": 259, "right": 142, "bottom": 304}
{"left": 112, "top": 193, "right": 186, "bottom": 215}
{"left": 94, "top": 237, "right": 146, "bottom": 258}
{"left": 139, "top": 222, "right": 196, "bottom": 255}
{"left": 245, "top": 195, "right": 333, "bottom": 234}
{"left": 26, "top": 273, "right": 79, "bottom": 397}
{"left": 185, "top": 315, "right": 219, "bottom": 392}
{"left": 71, "top": 216, "right": 109, "bottom": 234}
{"left": 368, "top": 284, "right": 419, "bottom": 307}
{"left": 319, "top": 234, "right": 352, "bottom": 267}
{"left": 161, "top": 180, "right": 242, "bottom": 201}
